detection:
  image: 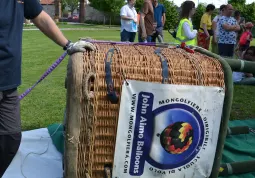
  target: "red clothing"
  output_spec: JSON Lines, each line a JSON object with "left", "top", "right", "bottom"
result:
{"left": 197, "top": 32, "right": 210, "bottom": 50}
{"left": 239, "top": 31, "right": 252, "bottom": 46}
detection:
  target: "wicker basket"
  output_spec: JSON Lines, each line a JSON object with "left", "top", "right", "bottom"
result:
{"left": 64, "top": 42, "right": 231, "bottom": 178}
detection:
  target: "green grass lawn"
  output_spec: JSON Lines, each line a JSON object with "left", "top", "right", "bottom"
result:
{"left": 23, "top": 23, "right": 120, "bottom": 29}
{"left": 20, "top": 28, "right": 255, "bottom": 131}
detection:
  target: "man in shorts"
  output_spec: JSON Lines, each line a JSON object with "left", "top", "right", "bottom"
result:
{"left": 138, "top": 0, "right": 155, "bottom": 42}
{"left": 0, "top": 1, "right": 95, "bottom": 177}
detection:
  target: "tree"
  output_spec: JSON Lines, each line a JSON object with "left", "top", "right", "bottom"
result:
{"left": 229, "top": 0, "right": 255, "bottom": 23}
{"left": 89, "top": 0, "right": 125, "bottom": 26}
{"left": 242, "top": 3, "right": 255, "bottom": 23}
{"left": 159, "top": 0, "right": 179, "bottom": 30}
{"left": 62, "top": 0, "right": 79, "bottom": 15}
{"left": 135, "top": 0, "right": 143, "bottom": 12}
{"left": 79, "top": 0, "right": 85, "bottom": 23}
{"left": 192, "top": 3, "right": 206, "bottom": 30}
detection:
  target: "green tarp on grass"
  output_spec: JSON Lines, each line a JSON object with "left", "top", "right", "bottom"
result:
{"left": 47, "top": 119, "right": 255, "bottom": 177}
{"left": 219, "top": 119, "right": 255, "bottom": 178}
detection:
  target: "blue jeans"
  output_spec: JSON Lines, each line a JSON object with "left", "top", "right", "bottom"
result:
{"left": 234, "top": 77, "right": 255, "bottom": 86}
{"left": 138, "top": 35, "right": 152, "bottom": 43}
{"left": 120, "top": 29, "right": 136, "bottom": 42}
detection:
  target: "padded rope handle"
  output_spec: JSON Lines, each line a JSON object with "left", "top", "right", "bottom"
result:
{"left": 180, "top": 42, "right": 195, "bottom": 53}
{"left": 84, "top": 72, "right": 96, "bottom": 100}
{"left": 105, "top": 48, "right": 119, "bottom": 104}
{"left": 154, "top": 48, "right": 169, "bottom": 84}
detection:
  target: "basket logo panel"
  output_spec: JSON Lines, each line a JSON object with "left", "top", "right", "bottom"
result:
{"left": 113, "top": 80, "right": 224, "bottom": 178}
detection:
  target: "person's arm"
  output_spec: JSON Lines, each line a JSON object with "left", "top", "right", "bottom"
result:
{"left": 247, "top": 33, "right": 252, "bottom": 41}
{"left": 32, "top": 11, "right": 68, "bottom": 47}
{"left": 140, "top": 2, "right": 149, "bottom": 39}
{"left": 162, "top": 13, "right": 166, "bottom": 26}
{"left": 121, "top": 16, "right": 134, "bottom": 20}
{"left": 212, "top": 18, "right": 218, "bottom": 43}
{"left": 222, "top": 18, "right": 240, "bottom": 31}
{"left": 162, "top": 6, "right": 166, "bottom": 26}
{"left": 183, "top": 22, "right": 197, "bottom": 39}
{"left": 200, "top": 14, "right": 210, "bottom": 37}
{"left": 222, "top": 23, "right": 240, "bottom": 31}
{"left": 212, "top": 19, "right": 217, "bottom": 33}
{"left": 24, "top": 0, "right": 95, "bottom": 55}
{"left": 140, "top": 13, "right": 147, "bottom": 38}
{"left": 202, "top": 23, "right": 210, "bottom": 38}
{"left": 120, "top": 6, "right": 135, "bottom": 21}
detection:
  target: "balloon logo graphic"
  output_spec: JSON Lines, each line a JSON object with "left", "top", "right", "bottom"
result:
{"left": 159, "top": 122, "right": 193, "bottom": 154}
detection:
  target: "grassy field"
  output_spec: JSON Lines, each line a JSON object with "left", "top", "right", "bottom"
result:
{"left": 23, "top": 23, "right": 120, "bottom": 29}
{"left": 20, "top": 27, "right": 255, "bottom": 131}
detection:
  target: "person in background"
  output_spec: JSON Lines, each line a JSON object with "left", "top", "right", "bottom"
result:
{"left": 234, "top": 10, "right": 246, "bottom": 56}
{"left": 238, "top": 22, "right": 254, "bottom": 58}
{"left": 139, "top": 0, "right": 154, "bottom": 42}
{"left": 175, "top": 1, "right": 197, "bottom": 46}
{"left": 217, "top": 4, "right": 240, "bottom": 58}
{"left": 120, "top": 0, "right": 138, "bottom": 42}
{"left": 234, "top": 10, "right": 246, "bottom": 41}
{"left": 151, "top": 0, "right": 166, "bottom": 42}
{"left": 233, "top": 46, "right": 255, "bottom": 85}
{"left": 197, "top": 4, "right": 215, "bottom": 50}
{"left": 211, "top": 4, "right": 226, "bottom": 54}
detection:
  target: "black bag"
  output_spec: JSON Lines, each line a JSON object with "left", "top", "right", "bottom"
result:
{"left": 200, "top": 28, "right": 214, "bottom": 36}
{"left": 168, "top": 28, "right": 177, "bottom": 39}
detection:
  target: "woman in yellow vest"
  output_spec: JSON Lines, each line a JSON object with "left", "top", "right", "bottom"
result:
{"left": 197, "top": 4, "right": 215, "bottom": 50}
{"left": 175, "top": 1, "right": 197, "bottom": 46}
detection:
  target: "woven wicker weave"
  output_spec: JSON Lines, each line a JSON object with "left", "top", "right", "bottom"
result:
{"left": 64, "top": 43, "right": 225, "bottom": 178}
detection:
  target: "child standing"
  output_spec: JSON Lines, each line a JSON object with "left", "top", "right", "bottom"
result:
{"left": 238, "top": 22, "right": 254, "bottom": 58}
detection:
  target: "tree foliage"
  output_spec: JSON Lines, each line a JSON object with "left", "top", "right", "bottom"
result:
{"left": 229, "top": 0, "right": 255, "bottom": 23}
{"left": 159, "top": 0, "right": 179, "bottom": 30}
{"left": 135, "top": 0, "right": 143, "bottom": 12}
{"left": 62, "top": 0, "right": 79, "bottom": 15}
{"left": 89, "top": 0, "right": 125, "bottom": 15}
{"left": 192, "top": 3, "right": 206, "bottom": 30}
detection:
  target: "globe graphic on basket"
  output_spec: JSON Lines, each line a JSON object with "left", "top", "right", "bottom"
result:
{"left": 160, "top": 121, "right": 194, "bottom": 154}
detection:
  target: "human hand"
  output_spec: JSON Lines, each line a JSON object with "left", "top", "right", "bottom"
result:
{"left": 206, "top": 35, "right": 210, "bottom": 40}
{"left": 141, "top": 31, "right": 147, "bottom": 40}
{"left": 133, "top": 18, "right": 137, "bottom": 23}
{"left": 213, "top": 36, "right": 217, "bottom": 44}
{"left": 245, "top": 73, "right": 253, "bottom": 77}
{"left": 66, "top": 40, "right": 96, "bottom": 55}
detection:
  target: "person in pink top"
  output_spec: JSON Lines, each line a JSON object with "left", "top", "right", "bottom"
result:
{"left": 238, "top": 22, "right": 254, "bottom": 58}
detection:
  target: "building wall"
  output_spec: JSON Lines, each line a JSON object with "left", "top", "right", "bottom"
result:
{"left": 42, "top": 4, "right": 55, "bottom": 18}
{"left": 84, "top": 5, "right": 120, "bottom": 24}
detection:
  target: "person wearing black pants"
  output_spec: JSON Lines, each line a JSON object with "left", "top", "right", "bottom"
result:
{"left": 217, "top": 4, "right": 240, "bottom": 58}
{"left": 0, "top": 0, "right": 95, "bottom": 177}
{"left": 218, "top": 43, "right": 236, "bottom": 57}
{"left": 0, "top": 89, "right": 22, "bottom": 177}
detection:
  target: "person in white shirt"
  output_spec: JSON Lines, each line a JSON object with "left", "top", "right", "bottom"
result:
{"left": 211, "top": 4, "right": 226, "bottom": 54}
{"left": 120, "top": 0, "right": 138, "bottom": 42}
